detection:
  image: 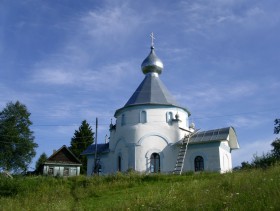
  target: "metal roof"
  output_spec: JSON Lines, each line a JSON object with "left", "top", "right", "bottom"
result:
{"left": 115, "top": 73, "right": 190, "bottom": 116}
{"left": 81, "top": 143, "right": 109, "bottom": 155}
{"left": 189, "top": 127, "right": 239, "bottom": 149}
{"left": 125, "top": 73, "right": 178, "bottom": 106}
{"left": 141, "top": 47, "right": 163, "bottom": 75}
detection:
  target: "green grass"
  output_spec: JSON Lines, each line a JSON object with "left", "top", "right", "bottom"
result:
{"left": 1, "top": 166, "right": 280, "bottom": 210}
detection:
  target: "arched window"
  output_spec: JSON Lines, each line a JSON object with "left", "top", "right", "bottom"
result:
{"left": 166, "top": 112, "right": 173, "bottom": 123}
{"left": 121, "top": 114, "right": 126, "bottom": 126}
{"left": 117, "top": 155, "right": 122, "bottom": 171}
{"left": 150, "top": 153, "right": 160, "bottom": 173}
{"left": 194, "top": 156, "right": 204, "bottom": 171}
{"left": 140, "top": 110, "right": 147, "bottom": 123}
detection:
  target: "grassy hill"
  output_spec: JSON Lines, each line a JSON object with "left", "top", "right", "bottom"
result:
{"left": 1, "top": 166, "right": 280, "bottom": 210}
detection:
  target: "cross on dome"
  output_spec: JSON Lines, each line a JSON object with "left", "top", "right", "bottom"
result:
{"left": 141, "top": 33, "right": 164, "bottom": 75}
{"left": 150, "top": 32, "right": 155, "bottom": 47}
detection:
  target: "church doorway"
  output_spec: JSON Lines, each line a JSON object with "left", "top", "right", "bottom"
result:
{"left": 150, "top": 153, "right": 160, "bottom": 173}
{"left": 194, "top": 156, "right": 204, "bottom": 171}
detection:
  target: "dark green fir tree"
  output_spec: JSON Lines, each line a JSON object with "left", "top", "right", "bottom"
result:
{"left": 70, "top": 120, "right": 94, "bottom": 174}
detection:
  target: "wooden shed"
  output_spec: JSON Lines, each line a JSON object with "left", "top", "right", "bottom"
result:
{"left": 43, "top": 145, "right": 82, "bottom": 177}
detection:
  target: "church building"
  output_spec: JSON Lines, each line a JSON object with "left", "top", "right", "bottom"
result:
{"left": 82, "top": 37, "right": 239, "bottom": 175}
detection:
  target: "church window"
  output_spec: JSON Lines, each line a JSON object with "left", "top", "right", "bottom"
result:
{"left": 194, "top": 156, "right": 204, "bottom": 171}
{"left": 140, "top": 110, "right": 147, "bottom": 123}
{"left": 166, "top": 112, "right": 173, "bottom": 123}
{"left": 150, "top": 153, "right": 160, "bottom": 173}
{"left": 121, "top": 114, "right": 126, "bottom": 126}
{"left": 117, "top": 156, "right": 122, "bottom": 171}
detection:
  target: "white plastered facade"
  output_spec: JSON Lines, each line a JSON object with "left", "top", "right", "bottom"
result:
{"left": 85, "top": 105, "right": 238, "bottom": 175}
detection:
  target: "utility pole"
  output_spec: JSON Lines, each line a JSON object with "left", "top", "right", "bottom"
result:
{"left": 94, "top": 117, "right": 98, "bottom": 175}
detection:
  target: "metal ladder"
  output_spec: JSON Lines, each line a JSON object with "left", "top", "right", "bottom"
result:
{"left": 173, "top": 130, "right": 199, "bottom": 175}
{"left": 173, "top": 136, "right": 189, "bottom": 175}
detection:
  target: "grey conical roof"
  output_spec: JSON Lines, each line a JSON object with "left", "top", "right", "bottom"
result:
{"left": 114, "top": 73, "right": 190, "bottom": 116}
{"left": 125, "top": 73, "right": 179, "bottom": 106}
{"left": 114, "top": 45, "right": 190, "bottom": 117}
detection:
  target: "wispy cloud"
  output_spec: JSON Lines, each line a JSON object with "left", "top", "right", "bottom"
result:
{"left": 227, "top": 115, "right": 264, "bottom": 129}
{"left": 30, "top": 3, "right": 144, "bottom": 90}
{"left": 81, "top": 4, "right": 143, "bottom": 41}
{"left": 174, "top": 80, "right": 258, "bottom": 110}
{"left": 32, "top": 61, "right": 135, "bottom": 90}
{"left": 33, "top": 68, "right": 75, "bottom": 85}
{"left": 179, "top": 0, "right": 278, "bottom": 35}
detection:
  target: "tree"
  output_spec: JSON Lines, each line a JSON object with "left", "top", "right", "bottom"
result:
{"left": 0, "top": 101, "right": 38, "bottom": 172}
{"left": 70, "top": 120, "right": 94, "bottom": 174}
{"left": 274, "top": 119, "right": 280, "bottom": 134}
{"left": 271, "top": 138, "right": 280, "bottom": 159}
{"left": 251, "top": 152, "right": 276, "bottom": 169}
{"left": 35, "top": 152, "right": 48, "bottom": 174}
{"left": 240, "top": 119, "right": 280, "bottom": 170}
{"left": 240, "top": 161, "right": 253, "bottom": 170}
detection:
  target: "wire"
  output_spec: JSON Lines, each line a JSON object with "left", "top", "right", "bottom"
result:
{"left": 0, "top": 108, "right": 278, "bottom": 141}
{"left": 0, "top": 141, "right": 25, "bottom": 145}
{"left": 0, "top": 137, "right": 94, "bottom": 144}
{"left": 27, "top": 107, "right": 280, "bottom": 122}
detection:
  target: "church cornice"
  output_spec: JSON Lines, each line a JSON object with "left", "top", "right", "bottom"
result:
{"left": 114, "top": 103, "right": 190, "bottom": 117}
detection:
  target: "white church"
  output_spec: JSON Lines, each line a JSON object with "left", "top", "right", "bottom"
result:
{"left": 82, "top": 37, "right": 239, "bottom": 175}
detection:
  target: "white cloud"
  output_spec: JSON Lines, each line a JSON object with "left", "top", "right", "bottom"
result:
{"left": 30, "top": 3, "right": 144, "bottom": 89}
{"left": 179, "top": 0, "right": 277, "bottom": 34}
{"left": 33, "top": 68, "right": 75, "bottom": 85}
{"left": 227, "top": 115, "right": 262, "bottom": 129}
{"left": 80, "top": 4, "right": 143, "bottom": 42}
{"left": 227, "top": 82, "right": 257, "bottom": 96}
{"left": 32, "top": 61, "right": 135, "bottom": 90}
{"left": 175, "top": 80, "right": 258, "bottom": 110}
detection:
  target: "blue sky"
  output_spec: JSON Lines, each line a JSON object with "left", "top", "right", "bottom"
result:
{"left": 1, "top": 0, "right": 280, "bottom": 169}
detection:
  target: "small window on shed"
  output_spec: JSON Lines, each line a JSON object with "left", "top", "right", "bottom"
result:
{"left": 140, "top": 110, "right": 147, "bottom": 123}
{"left": 63, "top": 167, "right": 69, "bottom": 176}
{"left": 71, "top": 168, "right": 77, "bottom": 176}
{"left": 48, "top": 167, "right": 54, "bottom": 175}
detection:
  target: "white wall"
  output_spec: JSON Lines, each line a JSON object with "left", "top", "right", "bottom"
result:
{"left": 219, "top": 141, "right": 233, "bottom": 173}
{"left": 86, "top": 104, "right": 235, "bottom": 175}
{"left": 184, "top": 143, "right": 221, "bottom": 172}
{"left": 102, "top": 105, "right": 191, "bottom": 174}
